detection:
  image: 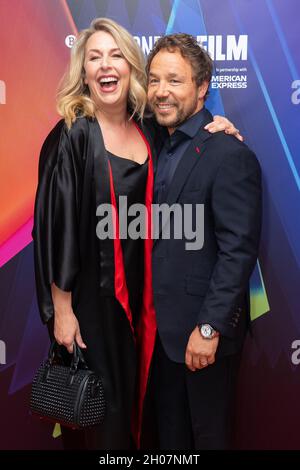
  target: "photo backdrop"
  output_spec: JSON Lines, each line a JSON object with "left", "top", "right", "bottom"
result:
{"left": 0, "top": 0, "right": 299, "bottom": 449}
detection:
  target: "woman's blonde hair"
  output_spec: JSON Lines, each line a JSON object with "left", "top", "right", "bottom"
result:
{"left": 57, "top": 18, "right": 147, "bottom": 128}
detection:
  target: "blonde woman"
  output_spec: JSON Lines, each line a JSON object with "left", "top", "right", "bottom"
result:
{"left": 33, "top": 18, "right": 241, "bottom": 450}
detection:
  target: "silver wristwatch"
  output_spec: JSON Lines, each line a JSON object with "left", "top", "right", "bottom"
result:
{"left": 199, "top": 323, "right": 219, "bottom": 339}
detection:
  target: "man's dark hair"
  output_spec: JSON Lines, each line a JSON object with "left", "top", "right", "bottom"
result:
{"left": 147, "top": 33, "right": 213, "bottom": 100}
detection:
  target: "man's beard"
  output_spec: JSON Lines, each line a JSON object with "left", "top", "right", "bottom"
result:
{"left": 151, "top": 97, "right": 199, "bottom": 129}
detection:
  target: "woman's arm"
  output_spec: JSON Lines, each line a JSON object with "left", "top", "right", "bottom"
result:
{"left": 205, "top": 115, "right": 244, "bottom": 141}
{"left": 33, "top": 121, "right": 81, "bottom": 324}
{"left": 51, "top": 283, "right": 87, "bottom": 353}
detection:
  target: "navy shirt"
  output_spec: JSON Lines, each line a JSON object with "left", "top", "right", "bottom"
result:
{"left": 154, "top": 108, "right": 206, "bottom": 204}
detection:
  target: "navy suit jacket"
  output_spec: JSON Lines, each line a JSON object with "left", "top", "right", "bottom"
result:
{"left": 152, "top": 109, "right": 262, "bottom": 363}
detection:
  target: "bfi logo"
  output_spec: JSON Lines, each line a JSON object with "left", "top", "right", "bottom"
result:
{"left": 0, "top": 340, "right": 6, "bottom": 364}
{"left": 0, "top": 80, "right": 6, "bottom": 104}
{"left": 65, "top": 35, "right": 76, "bottom": 48}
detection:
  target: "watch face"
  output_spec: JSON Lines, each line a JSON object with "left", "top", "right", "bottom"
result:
{"left": 201, "top": 324, "right": 212, "bottom": 338}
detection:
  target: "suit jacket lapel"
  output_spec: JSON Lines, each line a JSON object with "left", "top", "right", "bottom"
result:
{"left": 153, "top": 110, "right": 213, "bottom": 246}
{"left": 165, "top": 107, "right": 214, "bottom": 206}
{"left": 165, "top": 129, "right": 212, "bottom": 206}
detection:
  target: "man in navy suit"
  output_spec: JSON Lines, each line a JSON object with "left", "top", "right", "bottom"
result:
{"left": 147, "top": 34, "right": 262, "bottom": 450}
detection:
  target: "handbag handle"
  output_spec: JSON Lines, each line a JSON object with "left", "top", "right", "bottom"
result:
{"left": 42, "top": 340, "right": 89, "bottom": 384}
{"left": 47, "top": 340, "right": 89, "bottom": 373}
{"left": 70, "top": 341, "right": 89, "bottom": 374}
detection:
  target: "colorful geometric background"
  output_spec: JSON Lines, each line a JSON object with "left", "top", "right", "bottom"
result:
{"left": 0, "top": 0, "right": 299, "bottom": 449}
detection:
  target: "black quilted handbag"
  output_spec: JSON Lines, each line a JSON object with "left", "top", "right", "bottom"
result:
{"left": 29, "top": 340, "right": 106, "bottom": 429}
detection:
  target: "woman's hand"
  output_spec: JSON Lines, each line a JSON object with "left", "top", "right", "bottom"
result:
{"left": 204, "top": 115, "right": 244, "bottom": 141}
{"left": 51, "top": 283, "right": 87, "bottom": 353}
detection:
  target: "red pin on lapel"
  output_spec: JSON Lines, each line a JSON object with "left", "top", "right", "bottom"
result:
{"left": 195, "top": 146, "right": 200, "bottom": 154}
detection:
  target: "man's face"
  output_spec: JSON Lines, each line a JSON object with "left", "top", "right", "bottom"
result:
{"left": 147, "top": 49, "right": 208, "bottom": 133}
